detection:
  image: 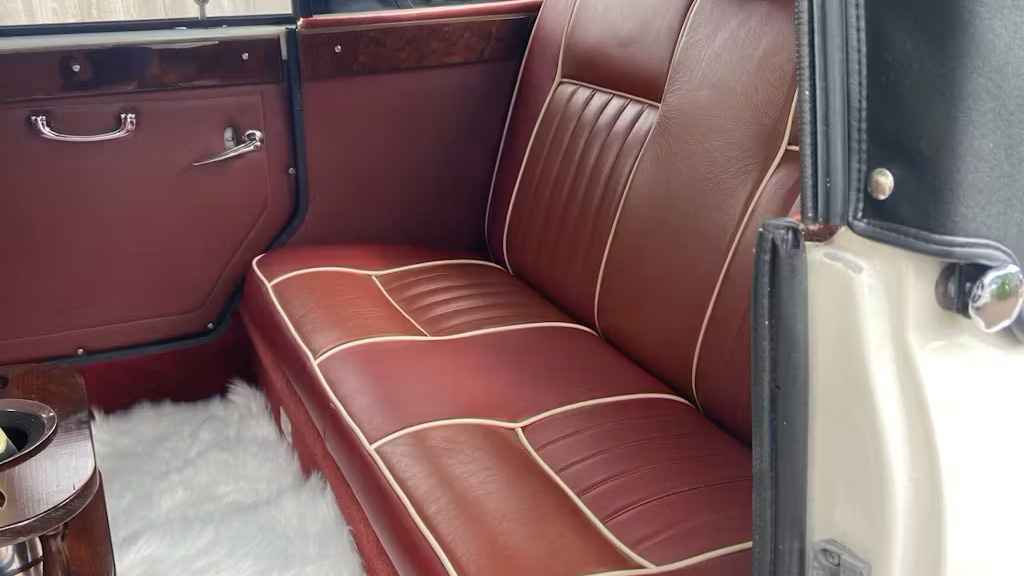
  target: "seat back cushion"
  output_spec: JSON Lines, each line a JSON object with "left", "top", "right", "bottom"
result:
{"left": 486, "top": 0, "right": 799, "bottom": 442}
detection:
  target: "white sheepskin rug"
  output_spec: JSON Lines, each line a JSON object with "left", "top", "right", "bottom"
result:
{"left": 91, "top": 380, "right": 365, "bottom": 576}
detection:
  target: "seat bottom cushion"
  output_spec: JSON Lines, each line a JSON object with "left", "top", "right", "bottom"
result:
{"left": 242, "top": 245, "right": 753, "bottom": 576}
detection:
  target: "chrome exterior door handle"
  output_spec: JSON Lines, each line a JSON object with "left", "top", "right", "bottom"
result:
{"left": 30, "top": 112, "right": 136, "bottom": 142}
{"left": 193, "top": 129, "right": 264, "bottom": 166}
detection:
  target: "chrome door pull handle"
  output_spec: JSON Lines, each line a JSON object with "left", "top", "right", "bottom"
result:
{"left": 193, "top": 129, "right": 264, "bottom": 166}
{"left": 30, "top": 112, "right": 136, "bottom": 142}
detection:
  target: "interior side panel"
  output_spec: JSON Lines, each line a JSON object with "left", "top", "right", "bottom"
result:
{"left": 287, "top": 5, "right": 537, "bottom": 252}
{"left": 0, "top": 38, "right": 294, "bottom": 364}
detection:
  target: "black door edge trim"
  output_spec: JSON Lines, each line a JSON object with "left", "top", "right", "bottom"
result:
{"left": 752, "top": 217, "right": 809, "bottom": 576}
{"left": 849, "top": 218, "right": 1017, "bottom": 268}
{"left": 806, "top": 0, "right": 852, "bottom": 225}
{"left": 269, "top": 28, "right": 311, "bottom": 248}
{"left": 45, "top": 295, "right": 244, "bottom": 368}
{"left": 796, "top": 0, "right": 818, "bottom": 223}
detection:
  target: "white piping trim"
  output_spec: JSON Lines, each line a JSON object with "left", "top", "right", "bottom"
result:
{"left": 249, "top": 255, "right": 461, "bottom": 576}
{"left": 267, "top": 259, "right": 503, "bottom": 286}
{"left": 690, "top": 91, "right": 799, "bottom": 410}
{"left": 592, "top": 0, "right": 703, "bottom": 334}
{"left": 371, "top": 393, "right": 691, "bottom": 449}
{"left": 585, "top": 542, "right": 753, "bottom": 576}
{"left": 516, "top": 428, "right": 658, "bottom": 569}
{"left": 502, "top": 0, "right": 582, "bottom": 274}
{"left": 484, "top": 0, "right": 549, "bottom": 265}
{"left": 560, "top": 78, "right": 662, "bottom": 109}
{"left": 315, "top": 322, "right": 597, "bottom": 364}
{"left": 785, "top": 144, "right": 799, "bottom": 152}
{"left": 372, "top": 276, "right": 429, "bottom": 336}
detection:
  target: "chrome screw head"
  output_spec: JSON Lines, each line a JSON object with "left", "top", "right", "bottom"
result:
{"left": 334, "top": 45, "right": 342, "bottom": 53}
{"left": 206, "top": 323, "right": 215, "bottom": 330}
{"left": 869, "top": 167, "right": 895, "bottom": 200}
{"left": 288, "top": 167, "right": 296, "bottom": 175}
{"left": 241, "top": 52, "right": 249, "bottom": 61}
{"left": 75, "top": 348, "right": 86, "bottom": 356}
{"left": 71, "top": 62, "right": 81, "bottom": 73}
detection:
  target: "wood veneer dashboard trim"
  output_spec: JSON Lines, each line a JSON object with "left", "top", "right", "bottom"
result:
{"left": 299, "top": 13, "right": 535, "bottom": 80}
{"left": 297, "top": 0, "right": 542, "bottom": 31}
{"left": 0, "top": 36, "right": 283, "bottom": 104}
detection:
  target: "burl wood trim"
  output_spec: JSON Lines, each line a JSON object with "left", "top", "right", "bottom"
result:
{"left": 0, "top": 365, "right": 97, "bottom": 544}
{"left": 298, "top": 0, "right": 542, "bottom": 30}
{"left": 0, "top": 37, "right": 282, "bottom": 104}
{"left": 300, "top": 15, "right": 534, "bottom": 80}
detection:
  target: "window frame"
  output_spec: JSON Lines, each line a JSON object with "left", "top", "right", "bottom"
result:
{"left": 0, "top": 8, "right": 299, "bottom": 38}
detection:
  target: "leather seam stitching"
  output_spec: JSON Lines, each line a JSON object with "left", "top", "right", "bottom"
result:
{"left": 689, "top": 90, "right": 799, "bottom": 411}
{"left": 267, "top": 259, "right": 504, "bottom": 285}
{"left": 372, "top": 276, "right": 430, "bottom": 336}
{"left": 249, "top": 254, "right": 462, "bottom": 576}
{"left": 516, "top": 427, "right": 658, "bottom": 569}
{"left": 370, "top": 393, "right": 692, "bottom": 448}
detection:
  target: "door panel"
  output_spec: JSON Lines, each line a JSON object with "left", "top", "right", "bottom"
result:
{"left": 0, "top": 35, "right": 294, "bottom": 364}
{"left": 287, "top": 2, "right": 538, "bottom": 251}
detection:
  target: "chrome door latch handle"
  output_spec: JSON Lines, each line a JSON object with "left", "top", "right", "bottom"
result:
{"left": 937, "top": 262, "right": 1024, "bottom": 335}
{"left": 30, "top": 112, "right": 136, "bottom": 142}
{"left": 193, "top": 129, "right": 264, "bottom": 166}
{"left": 969, "top": 263, "right": 1024, "bottom": 333}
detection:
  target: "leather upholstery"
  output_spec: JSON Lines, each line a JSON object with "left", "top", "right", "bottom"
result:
{"left": 695, "top": 153, "right": 800, "bottom": 440}
{"left": 522, "top": 399, "right": 752, "bottom": 566}
{"left": 317, "top": 327, "right": 671, "bottom": 443}
{"left": 253, "top": 247, "right": 572, "bottom": 360}
{"left": 594, "top": 0, "right": 798, "bottom": 437}
{"left": 378, "top": 425, "right": 639, "bottom": 576}
{"left": 560, "top": 0, "right": 693, "bottom": 103}
{"left": 504, "top": 83, "right": 658, "bottom": 324}
{"left": 0, "top": 84, "right": 293, "bottom": 364}
{"left": 243, "top": 0, "right": 798, "bottom": 573}
{"left": 487, "top": 0, "right": 576, "bottom": 266}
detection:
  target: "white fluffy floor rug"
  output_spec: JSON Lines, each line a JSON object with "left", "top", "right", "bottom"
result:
{"left": 92, "top": 380, "right": 365, "bottom": 576}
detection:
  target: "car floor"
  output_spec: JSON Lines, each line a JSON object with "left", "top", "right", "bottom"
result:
{"left": 91, "top": 379, "right": 366, "bottom": 576}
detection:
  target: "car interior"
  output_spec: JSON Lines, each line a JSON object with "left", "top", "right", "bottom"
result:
{"left": 0, "top": 0, "right": 797, "bottom": 574}
{"left": 9, "top": 0, "right": 1018, "bottom": 574}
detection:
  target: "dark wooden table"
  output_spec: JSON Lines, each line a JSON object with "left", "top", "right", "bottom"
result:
{"left": 0, "top": 365, "right": 116, "bottom": 576}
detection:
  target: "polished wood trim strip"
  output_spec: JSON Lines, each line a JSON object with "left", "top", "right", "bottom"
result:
{"left": 0, "top": 37, "right": 282, "bottom": 104}
{"left": 0, "top": 366, "right": 97, "bottom": 545}
{"left": 300, "top": 14, "right": 534, "bottom": 80}
{"left": 298, "top": 0, "right": 541, "bottom": 31}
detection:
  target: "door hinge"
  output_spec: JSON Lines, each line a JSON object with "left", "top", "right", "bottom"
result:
{"left": 810, "top": 539, "right": 871, "bottom": 576}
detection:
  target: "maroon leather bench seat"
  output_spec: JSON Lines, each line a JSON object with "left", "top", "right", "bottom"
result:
{"left": 241, "top": 0, "right": 799, "bottom": 574}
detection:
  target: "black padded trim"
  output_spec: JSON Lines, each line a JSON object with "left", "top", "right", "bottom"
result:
{"left": 752, "top": 218, "right": 809, "bottom": 576}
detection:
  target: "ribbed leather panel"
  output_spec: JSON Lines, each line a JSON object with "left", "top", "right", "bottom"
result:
{"left": 523, "top": 399, "right": 752, "bottom": 566}
{"left": 377, "top": 263, "right": 572, "bottom": 335}
{"left": 273, "top": 272, "right": 422, "bottom": 358}
{"left": 505, "top": 82, "right": 658, "bottom": 325}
